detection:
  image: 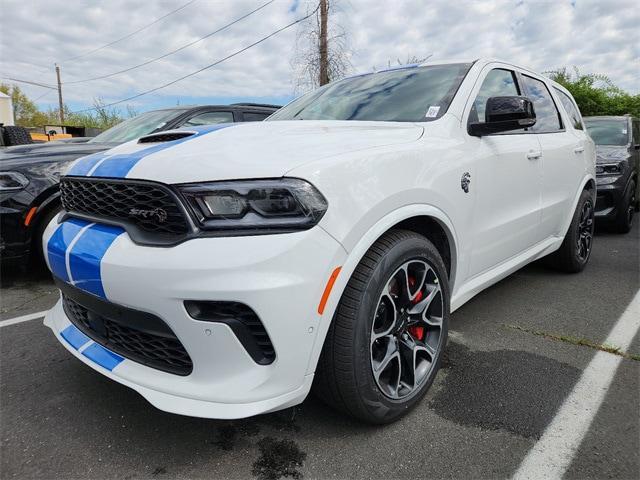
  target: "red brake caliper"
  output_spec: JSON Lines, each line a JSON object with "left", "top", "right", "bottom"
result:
{"left": 407, "top": 276, "right": 426, "bottom": 341}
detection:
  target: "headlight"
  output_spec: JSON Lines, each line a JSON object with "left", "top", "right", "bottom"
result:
{"left": 0, "top": 171, "right": 29, "bottom": 191}
{"left": 595, "top": 163, "right": 622, "bottom": 175}
{"left": 178, "top": 178, "right": 328, "bottom": 234}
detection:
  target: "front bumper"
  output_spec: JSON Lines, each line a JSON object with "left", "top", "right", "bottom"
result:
{"left": 594, "top": 177, "right": 626, "bottom": 221}
{"left": 43, "top": 222, "right": 347, "bottom": 418}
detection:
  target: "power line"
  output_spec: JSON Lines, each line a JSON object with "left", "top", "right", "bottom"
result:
{"left": 60, "top": 0, "right": 197, "bottom": 64}
{"left": 64, "top": 0, "right": 275, "bottom": 85}
{"left": 0, "top": 76, "right": 57, "bottom": 89}
{"left": 71, "top": 6, "right": 319, "bottom": 114}
{"left": 33, "top": 90, "right": 54, "bottom": 102}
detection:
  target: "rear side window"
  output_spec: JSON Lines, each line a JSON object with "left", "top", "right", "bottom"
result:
{"left": 521, "top": 75, "right": 562, "bottom": 132}
{"left": 243, "top": 112, "right": 270, "bottom": 122}
{"left": 554, "top": 88, "right": 583, "bottom": 130}
{"left": 470, "top": 69, "right": 520, "bottom": 124}
{"left": 181, "top": 111, "right": 234, "bottom": 127}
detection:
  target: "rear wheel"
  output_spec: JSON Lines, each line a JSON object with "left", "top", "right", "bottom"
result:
{"left": 551, "top": 189, "right": 595, "bottom": 273}
{"left": 613, "top": 181, "right": 635, "bottom": 234}
{"left": 313, "top": 230, "right": 449, "bottom": 424}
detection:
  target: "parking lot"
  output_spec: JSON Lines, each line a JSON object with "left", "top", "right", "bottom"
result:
{"left": 1, "top": 222, "right": 638, "bottom": 480}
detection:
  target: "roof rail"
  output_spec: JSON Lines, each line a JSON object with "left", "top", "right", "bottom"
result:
{"left": 231, "top": 103, "right": 281, "bottom": 109}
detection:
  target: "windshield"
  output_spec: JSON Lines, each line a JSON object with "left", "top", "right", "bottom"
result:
{"left": 584, "top": 119, "right": 630, "bottom": 146}
{"left": 89, "top": 109, "right": 187, "bottom": 144}
{"left": 268, "top": 63, "right": 472, "bottom": 122}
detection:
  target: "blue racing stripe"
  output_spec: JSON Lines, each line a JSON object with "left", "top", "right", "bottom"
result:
{"left": 66, "top": 151, "right": 110, "bottom": 176}
{"left": 68, "top": 223, "right": 124, "bottom": 298}
{"left": 46, "top": 218, "right": 92, "bottom": 282}
{"left": 90, "top": 124, "right": 234, "bottom": 178}
{"left": 60, "top": 324, "right": 91, "bottom": 350}
{"left": 82, "top": 343, "right": 124, "bottom": 371}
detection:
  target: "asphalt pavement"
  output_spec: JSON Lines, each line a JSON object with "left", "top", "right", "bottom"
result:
{"left": 1, "top": 222, "right": 638, "bottom": 480}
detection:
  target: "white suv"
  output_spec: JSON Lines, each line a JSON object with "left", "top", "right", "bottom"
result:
{"left": 43, "top": 59, "right": 595, "bottom": 423}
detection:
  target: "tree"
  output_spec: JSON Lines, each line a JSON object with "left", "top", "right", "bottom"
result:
{"left": 291, "top": 0, "right": 352, "bottom": 93}
{"left": 547, "top": 67, "right": 640, "bottom": 118}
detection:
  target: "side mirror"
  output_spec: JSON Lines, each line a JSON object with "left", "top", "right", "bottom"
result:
{"left": 469, "top": 96, "right": 536, "bottom": 136}
{"left": 634, "top": 144, "right": 640, "bottom": 151}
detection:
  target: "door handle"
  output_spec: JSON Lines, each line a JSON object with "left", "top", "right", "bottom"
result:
{"left": 527, "top": 150, "right": 542, "bottom": 160}
{"left": 574, "top": 147, "right": 585, "bottom": 154}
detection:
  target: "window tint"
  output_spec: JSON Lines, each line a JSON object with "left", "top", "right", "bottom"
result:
{"left": 181, "top": 111, "right": 234, "bottom": 126}
{"left": 521, "top": 75, "right": 562, "bottom": 132}
{"left": 89, "top": 109, "right": 188, "bottom": 144}
{"left": 633, "top": 120, "right": 639, "bottom": 144}
{"left": 584, "top": 119, "right": 630, "bottom": 146}
{"left": 554, "top": 88, "right": 583, "bottom": 130}
{"left": 243, "top": 112, "right": 270, "bottom": 122}
{"left": 470, "top": 69, "right": 520, "bottom": 124}
{"left": 268, "top": 63, "right": 472, "bottom": 122}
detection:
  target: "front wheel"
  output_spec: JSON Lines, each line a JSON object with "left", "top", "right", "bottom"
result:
{"left": 313, "top": 230, "right": 449, "bottom": 424}
{"left": 613, "top": 181, "right": 635, "bottom": 234}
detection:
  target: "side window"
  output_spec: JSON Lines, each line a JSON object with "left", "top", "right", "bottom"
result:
{"left": 470, "top": 69, "right": 520, "bottom": 124}
{"left": 633, "top": 120, "right": 640, "bottom": 145}
{"left": 243, "top": 112, "right": 270, "bottom": 122}
{"left": 554, "top": 88, "right": 583, "bottom": 130}
{"left": 521, "top": 75, "right": 562, "bottom": 132}
{"left": 181, "top": 111, "right": 234, "bottom": 127}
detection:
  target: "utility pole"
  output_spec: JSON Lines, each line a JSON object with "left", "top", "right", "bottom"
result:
{"left": 318, "top": 0, "right": 329, "bottom": 86}
{"left": 55, "top": 64, "right": 64, "bottom": 123}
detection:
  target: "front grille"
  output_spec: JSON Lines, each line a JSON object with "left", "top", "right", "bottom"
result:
{"left": 62, "top": 293, "right": 193, "bottom": 376}
{"left": 61, "top": 177, "right": 191, "bottom": 238}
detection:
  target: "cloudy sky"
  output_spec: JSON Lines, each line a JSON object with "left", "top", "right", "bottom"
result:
{"left": 1, "top": 0, "right": 638, "bottom": 115}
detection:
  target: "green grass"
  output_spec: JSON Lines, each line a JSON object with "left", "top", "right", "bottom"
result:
{"left": 504, "top": 324, "right": 639, "bottom": 362}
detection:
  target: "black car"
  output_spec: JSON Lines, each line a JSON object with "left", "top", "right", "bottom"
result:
{"left": 584, "top": 115, "right": 640, "bottom": 233}
{"left": 0, "top": 103, "right": 278, "bottom": 266}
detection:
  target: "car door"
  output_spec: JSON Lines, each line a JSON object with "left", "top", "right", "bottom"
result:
{"left": 178, "top": 110, "right": 235, "bottom": 127}
{"left": 465, "top": 67, "right": 544, "bottom": 278}
{"left": 520, "top": 75, "right": 586, "bottom": 238}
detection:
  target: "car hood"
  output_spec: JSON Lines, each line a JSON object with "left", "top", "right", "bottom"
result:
{"left": 595, "top": 145, "right": 630, "bottom": 163}
{"left": 78, "top": 121, "right": 424, "bottom": 183}
{"left": 0, "top": 142, "right": 112, "bottom": 168}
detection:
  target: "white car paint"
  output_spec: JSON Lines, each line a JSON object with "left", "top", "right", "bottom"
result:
{"left": 43, "top": 58, "right": 595, "bottom": 418}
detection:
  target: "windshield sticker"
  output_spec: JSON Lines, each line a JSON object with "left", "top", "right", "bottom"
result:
{"left": 425, "top": 106, "right": 441, "bottom": 118}
{"left": 622, "top": 129, "right": 628, "bottom": 134}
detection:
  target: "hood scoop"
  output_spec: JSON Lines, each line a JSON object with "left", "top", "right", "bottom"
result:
{"left": 138, "top": 131, "right": 197, "bottom": 144}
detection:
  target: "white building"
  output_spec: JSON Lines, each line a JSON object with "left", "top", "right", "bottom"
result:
{"left": 0, "top": 91, "right": 15, "bottom": 126}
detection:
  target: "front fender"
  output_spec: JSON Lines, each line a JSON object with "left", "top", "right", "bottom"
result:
{"left": 306, "top": 203, "right": 458, "bottom": 375}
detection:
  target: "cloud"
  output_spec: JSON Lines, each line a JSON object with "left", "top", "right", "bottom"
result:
{"left": 1, "top": 0, "right": 638, "bottom": 114}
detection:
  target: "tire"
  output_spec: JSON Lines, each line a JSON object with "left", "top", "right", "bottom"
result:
{"left": 2, "top": 126, "right": 33, "bottom": 146}
{"left": 551, "top": 189, "right": 595, "bottom": 273}
{"left": 613, "top": 181, "right": 635, "bottom": 234}
{"left": 32, "top": 204, "right": 61, "bottom": 268}
{"left": 313, "top": 229, "right": 450, "bottom": 424}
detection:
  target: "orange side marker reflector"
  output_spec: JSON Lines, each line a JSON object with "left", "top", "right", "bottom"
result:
{"left": 24, "top": 207, "right": 37, "bottom": 227}
{"left": 318, "top": 267, "right": 342, "bottom": 315}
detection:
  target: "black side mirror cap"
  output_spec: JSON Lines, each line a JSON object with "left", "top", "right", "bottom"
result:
{"left": 469, "top": 96, "right": 536, "bottom": 137}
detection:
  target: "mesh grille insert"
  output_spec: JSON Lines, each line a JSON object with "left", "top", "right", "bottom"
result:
{"left": 61, "top": 177, "right": 190, "bottom": 237}
{"left": 63, "top": 294, "right": 193, "bottom": 376}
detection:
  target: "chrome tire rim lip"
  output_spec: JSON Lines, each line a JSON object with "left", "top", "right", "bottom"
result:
{"left": 369, "top": 259, "right": 444, "bottom": 400}
{"left": 577, "top": 199, "right": 594, "bottom": 261}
